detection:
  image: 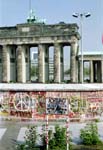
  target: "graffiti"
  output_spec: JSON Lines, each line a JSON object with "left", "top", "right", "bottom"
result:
{"left": 0, "top": 93, "right": 9, "bottom": 113}
{"left": 13, "top": 93, "right": 31, "bottom": 111}
{"left": 37, "top": 95, "right": 46, "bottom": 114}
{"left": 46, "top": 98, "right": 68, "bottom": 114}
{"left": 0, "top": 91, "right": 103, "bottom": 120}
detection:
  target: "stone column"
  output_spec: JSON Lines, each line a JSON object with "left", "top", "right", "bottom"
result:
{"left": 54, "top": 43, "right": 61, "bottom": 83}
{"left": 90, "top": 60, "right": 93, "bottom": 83}
{"left": 93, "top": 61, "right": 97, "bottom": 82}
{"left": 70, "top": 42, "right": 78, "bottom": 83}
{"left": 0, "top": 46, "right": 2, "bottom": 82}
{"left": 97, "top": 61, "right": 101, "bottom": 83}
{"left": 78, "top": 61, "right": 80, "bottom": 82}
{"left": 79, "top": 60, "right": 82, "bottom": 82}
{"left": 101, "top": 60, "right": 103, "bottom": 83}
{"left": 38, "top": 44, "right": 45, "bottom": 83}
{"left": 45, "top": 45, "right": 49, "bottom": 82}
{"left": 10, "top": 46, "right": 16, "bottom": 82}
{"left": 60, "top": 46, "right": 64, "bottom": 82}
{"left": 2, "top": 45, "right": 10, "bottom": 82}
{"left": 79, "top": 60, "right": 85, "bottom": 83}
{"left": 25, "top": 46, "right": 30, "bottom": 82}
{"left": 17, "top": 45, "right": 26, "bottom": 83}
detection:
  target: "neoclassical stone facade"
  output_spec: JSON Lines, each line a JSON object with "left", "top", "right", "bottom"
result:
{"left": 0, "top": 22, "right": 80, "bottom": 83}
{"left": 78, "top": 53, "right": 103, "bottom": 83}
{"left": 0, "top": 22, "right": 102, "bottom": 83}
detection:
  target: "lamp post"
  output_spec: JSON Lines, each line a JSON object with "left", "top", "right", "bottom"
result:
{"left": 29, "top": 0, "right": 31, "bottom": 12}
{"left": 72, "top": 13, "right": 91, "bottom": 83}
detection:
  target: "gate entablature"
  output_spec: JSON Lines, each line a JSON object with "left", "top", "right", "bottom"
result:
{"left": 0, "top": 22, "right": 80, "bottom": 45}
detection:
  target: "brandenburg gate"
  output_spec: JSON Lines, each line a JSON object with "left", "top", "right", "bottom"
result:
{"left": 0, "top": 22, "right": 80, "bottom": 83}
{"left": 0, "top": 22, "right": 103, "bottom": 83}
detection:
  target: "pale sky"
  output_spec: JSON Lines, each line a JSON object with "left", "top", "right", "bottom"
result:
{"left": 0, "top": 0, "right": 103, "bottom": 52}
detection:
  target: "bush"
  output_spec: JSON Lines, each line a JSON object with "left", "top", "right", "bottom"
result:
{"left": 48, "top": 125, "right": 72, "bottom": 150}
{"left": 80, "top": 122, "right": 102, "bottom": 145}
{"left": 15, "top": 126, "right": 37, "bottom": 150}
{"left": 15, "top": 125, "right": 73, "bottom": 150}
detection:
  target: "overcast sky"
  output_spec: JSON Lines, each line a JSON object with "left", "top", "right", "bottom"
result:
{"left": 0, "top": 0, "right": 103, "bottom": 53}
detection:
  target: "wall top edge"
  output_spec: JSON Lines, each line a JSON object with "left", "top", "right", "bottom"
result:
{"left": 0, "top": 83, "right": 103, "bottom": 92}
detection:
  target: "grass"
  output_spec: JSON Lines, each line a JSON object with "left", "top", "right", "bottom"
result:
{"left": 72, "top": 144, "right": 103, "bottom": 150}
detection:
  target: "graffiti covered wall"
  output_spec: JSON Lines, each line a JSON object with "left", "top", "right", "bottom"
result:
{"left": 0, "top": 91, "right": 103, "bottom": 120}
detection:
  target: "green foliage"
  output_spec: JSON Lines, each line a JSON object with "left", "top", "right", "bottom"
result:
{"left": 94, "top": 118, "right": 100, "bottom": 123}
{"left": 40, "top": 124, "right": 46, "bottom": 150}
{"left": 15, "top": 126, "right": 37, "bottom": 150}
{"left": 84, "top": 67, "right": 89, "bottom": 76}
{"left": 80, "top": 122, "right": 102, "bottom": 145}
{"left": 31, "top": 66, "right": 38, "bottom": 77}
{"left": 49, "top": 125, "right": 72, "bottom": 150}
{"left": 15, "top": 125, "right": 73, "bottom": 150}
{"left": 64, "top": 69, "right": 70, "bottom": 75}
{"left": 24, "top": 126, "right": 37, "bottom": 148}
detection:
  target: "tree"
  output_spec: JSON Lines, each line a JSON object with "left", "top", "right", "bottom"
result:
{"left": 49, "top": 125, "right": 71, "bottom": 150}
{"left": 84, "top": 67, "right": 89, "bottom": 76}
{"left": 31, "top": 66, "right": 38, "bottom": 77}
{"left": 15, "top": 125, "right": 73, "bottom": 150}
{"left": 80, "top": 122, "right": 102, "bottom": 145}
{"left": 64, "top": 69, "right": 70, "bottom": 75}
{"left": 15, "top": 126, "right": 37, "bottom": 150}
{"left": 24, "top": 126, "right": 37, "bottom": 148}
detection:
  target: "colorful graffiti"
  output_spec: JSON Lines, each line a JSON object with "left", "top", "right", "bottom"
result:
{"left": 0, "top": 91, "right": 103, "bottom": 120}
{"left": 46, "top": 98, "right": 68, "bottom": 114}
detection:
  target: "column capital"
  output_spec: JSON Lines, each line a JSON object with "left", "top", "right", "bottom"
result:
{"left": 70, "top": 36, "right": 78, "bottom": 44}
